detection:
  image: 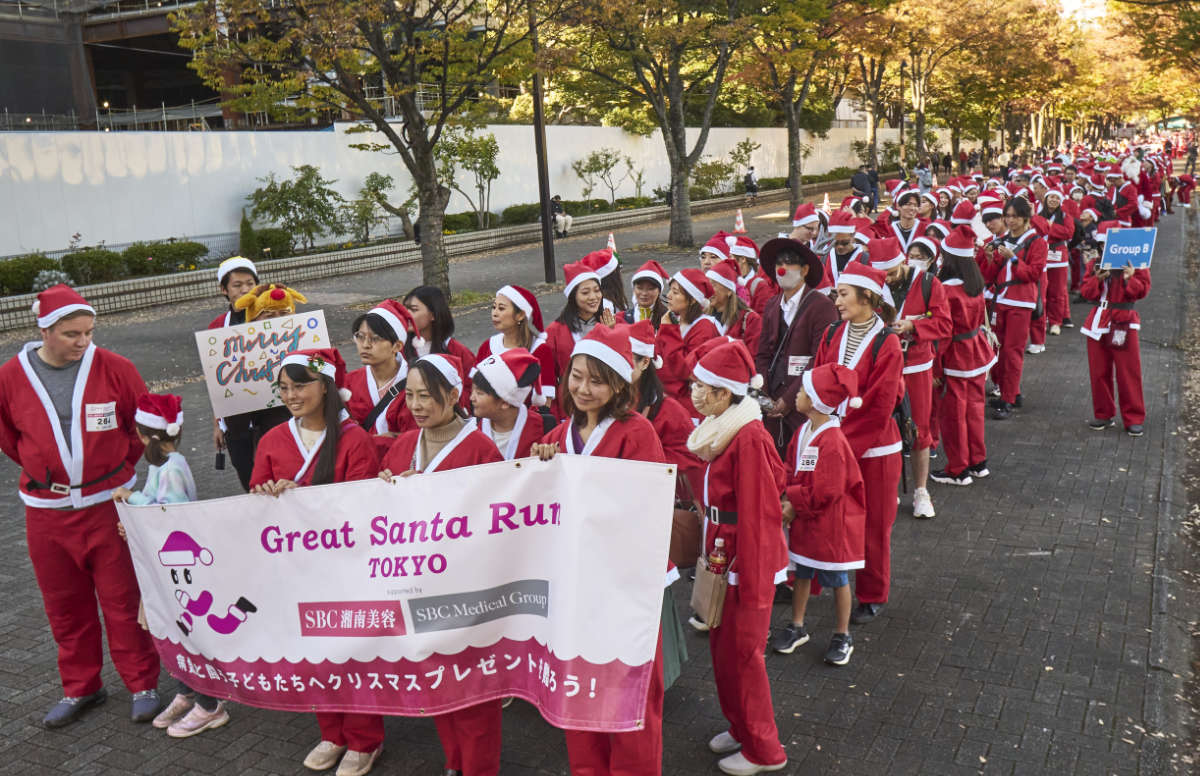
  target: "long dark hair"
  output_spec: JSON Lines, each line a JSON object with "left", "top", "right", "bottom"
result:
{"left": 136, "top": 423, "right": 181, "bottom": 467}
{"left": 598, "top": 269, "right": 628, "bottom": 311}
{"left": 633, "top": 359, "right": 666, "bottom": 420}
{"left": 631, "top": 279, "right": 668, "bottom": 329}
{"left": 937, "top": 253, "right": 985, "bottom": 297}
{"left": 403, "top": 286, "right": 455, "bottom": 360}
{"left": 279, "top": 363, "right": 344, "bottom": 485}
{"left": 555, "top": 282, "right": 600, "bottom": 334}
{"left": 410, "top": 359, "right": 468, "bottom": 420}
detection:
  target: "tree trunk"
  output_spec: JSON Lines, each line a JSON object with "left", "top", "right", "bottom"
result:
{"left": 785, "top": 105, "right": 804, "bottom": 213}
{"left": 867, "top": 111, "right": 879, "bottom": 169}
{"left": 668, "top": 164, "right": 693, "bottom": 247}
{"left": 950, "top": 126, "right": 960, "bottom": 160}
{"left": 414, "top": 149, "right": 452, "bottom": 296}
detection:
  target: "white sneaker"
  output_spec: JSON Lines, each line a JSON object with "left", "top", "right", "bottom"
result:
{"left": 304, "top": 741, "right": 347, "bottom": 771}
{"left": 1026, "top": 343, "right": 1046, "bottom": 354}
{"left": 718, "top": 751, "right": 788, "bottom": 775}
{"left": 166, "top": 701, "right": 229, "bottom": 738}
{"left": 1049, "top": 324, "right": 1061, "bottom": 335}
{"left": 152, "top": 693, "right": 193, "bottom": 729}
{"left": 336, "top": 748, "right": 381, "bottom": 776}
{"left": 913, "top": 488, "right": 935, "bottom": 519}
{"left": 687, "top": 614, "right": 710, "bottom": 632}
{"left": 709, "top": 730, "right": 742, "bottom": 754}
{"left": 987, "top": 385, "right": 1001, "bottom": 398}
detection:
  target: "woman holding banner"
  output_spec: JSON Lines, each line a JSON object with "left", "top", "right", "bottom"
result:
{"left": 378, "top": 354, "right": 505, "bottom": 776}
{"left": 531, "top": 325, "right": 670, "bottom": 775}
{"left": 249, "top": 348, "right": 384, "bottom": 776}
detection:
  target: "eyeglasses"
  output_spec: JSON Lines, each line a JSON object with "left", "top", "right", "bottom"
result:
{"left": 353, "top": 332, "right": 388, "bottom": 347}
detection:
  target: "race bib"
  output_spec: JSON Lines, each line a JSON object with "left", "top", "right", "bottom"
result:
{"left": 798, "top": 446, "right": 819, "bottom": 472}
{"left": 787, "top": 356, "right": 811, "bottom": 377}
{"left": 85, "top": 402, "right": 117, "bottom": 432}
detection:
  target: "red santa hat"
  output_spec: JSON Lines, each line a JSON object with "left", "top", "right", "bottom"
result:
{"left": 32, "top": 284, "right": 95, "bottom": 329}
{"left": 692, "top": 340, "right": 761, "bottom": 397}
{"left": 216, "top": 256, "right": 258, "bottom": 285}
{"left": 417, "top": 353, "right": 465, "bottom": 390}
{"left": 828, "top": 209, "right": 857, "bottom": 235}
{"left": 1044, "top": 188, "right": 1065, "bottom": 203}
{"left": 582, "top": 248, "right": 619, "bottom": 279}
{"left": 563, "top": 260, "right": 601, "bottom": 299}
{"left": 472, "top": 348, "right": 540, "bottom": 407}
{"left": 978, "top": 196, "right": 1005, "bottom": 219}
{"left": 852, "top": 218, "right": 874, "bottom": 245}
{"left": 135, "top": 393, "right": 184, "bottom": 436}
{"left": 368, "top": 299, "right": 415, "bottom": 341}
{"left": 950, "top": 199, "right": 976, "bottom": 225}
{"left": 883, "top": 179, "right": 904, "bottom": 200}
{"left": 802, "top": 362, "right": 862, "bottom": 415}
{"left": 626, "top": 320, "right": 663, "bottom": 368}
{"left": 962, "top": 178, "right": 981, "bottom": 192}
{"left": 867, "top": 236, "right": 905, "bottom": 270}
{"left": 281, "top": 347, "right": 352, "bottom": 402}
{"left": 158, "top": 530, "right": 213, "bottom": 567}
{"left": 836, "top": 261, "right": 891, "bottom": 301}
{"left": 792, "top": 202, "right": 819, "bottom": 227}
{"left": 909, "top": 236, "right": 940, "bottom": 260}
{"left": 941, "top": 225, "right": 977, "bottom": 258}
{"left": 672, "top": 268, "right": 713, "bottom": 306}
{"left": 1094, "top": 220, "right": 1118, "bottom": 242}
{"left": 936, "top": 186, "right": 953, "bottom": 201}
{"left": 728, "top": 235, "right": 758, "bottom": 260}
{"left": 705, "top": 258, "right": 741, "bottom": 294}
{"left": 895, "top": 188, "right": 922, "bottom": 207}
{"left": 920, "top": 190, "right": 939, "bottom": 209}
{"left": 630, "top": 260, "right": 669, "bottom": 290}
{"left": 1080, "top": 207, "right": 1099, "bottom": 222}
{"left": 926, "top": 219, "right": 952, "bottom": 238}
{"left": 496, "top": 285, "right": 544, "bottom": 332}
{"left": 571, "top": 324, "right": 634, "bottom": 383}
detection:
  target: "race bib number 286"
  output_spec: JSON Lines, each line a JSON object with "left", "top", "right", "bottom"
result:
{"left": 85, "top": 402, "right": 117, "bottom": 432}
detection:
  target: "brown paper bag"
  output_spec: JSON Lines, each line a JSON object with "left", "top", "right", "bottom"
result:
{"left": 689, "top": 559, "right": 728, "bottom": 628}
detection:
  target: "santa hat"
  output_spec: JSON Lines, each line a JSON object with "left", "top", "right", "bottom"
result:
{"left": 926, "top": 220, "right": 952, "bottom": 239}
{"left": 700, "top": 231, "right": 733, "bottom": 261}
{"left": 1043, "top": 188, "right": 1064, "bottom": 202}
{"left": 792, "top": 202, "right": 819, "bottom": 227}
{"left": 368, "top": 299, "right": 415, "bottom": 341}
{"left": 1080, "top": 207, "right": 1099, "bottom": 222}
{"left": 692, "top": 341, "right": 761, "bottom": 397}
{"left": 281, "top": 348, "right": 352, "bottom": 402}
{"left": 216, "top": 256, "right": 258, "bottom": 285}
{"left": 1094, "top": 220, "right": 1117, "bottom": 242}
{"left": 672, "top": 268, "right": 713, "bottom": 306}
{"left": 571, "top": 325, "right": 634, "bottom": 383}
{"left": 706, "top": 258, "right": 741, "bottom": 294}
{"left": 234, "top": 284, "right": 307, "bottom": 321}
{"left": 563, "top": 260, "right": 601, "bottom": 299}
{"left": 472, "top": 349, "right": 540, "bottom": 407}
{"left": 497, "top": 285, "right": 544, "bottom": 332}
{"left": 867, "top": 237, "right": 905, "bottom": 270}
{"left": 935, "top": 186, "right": 952, "bottom": 202}
{"left": 978, "top": 197, "right": 1005, "bottom": 219}
{"left": 962, "top": 179, "right": 981, "bottom": 193}
{"left": 135, "top": 393, "right": 184, "bottom": 436}
{"left": 728, "top": 235, "right": 758, "bottom": 260}
{"left": 630, "top": 260, "right": 669, "bottom": 291}
{"left": 836, "top": 261, "right": 891, "bottom": 304}
{"left": 909, "top": 236, "right": 939, "bottom": 260}
{"left": 852, "top": 218, "right": 874, "bottom": 245}
{"left": 950, "top": 200, "right": 976, "bottom": 225}
{"left": 920, "top": 190, "right": 939, "bottom": 209}
{"left": 417, "top": 353, "right": 465, "bottom": 390}
{"left": 626, "top": 320, "right": 663, "bottom": 369}
{"left": 883, "top": 179, "right": 904, "bottom": 200}
{"left": 158, "top": 530, "right": 213, "bottom": 567}
{"left": 582, "top": 249, "right": 619, "bottom": 279}
{"left": 941, "top": 226, "right": 977, "bottom": 258}
{"left": 32, "top": 284, "right": 95, "bottom": 329}
{"left": 803, "top": 363, "right": 862, "bottom": 414}
{"left": 828, "top": 210, "right": 856, "bottom": 235}
{"left": 895, "top": 188, "right": 921, "bottom": 207}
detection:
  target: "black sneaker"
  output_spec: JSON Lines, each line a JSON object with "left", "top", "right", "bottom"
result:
{"left": 824, "top": 633, "right": 854, "bottom": 666}
{"left": 1013, "top": 393, "right": 1024, "bottom": 408}
{"left": 771, "top": 623, "right": 810, "bottom": 654}
{"left": 1088, "top": 418, "right": 1115, "bottom": 430}
{"left": 991, "top": 403, "right": 1012, "bottom": 420}
{"left": 1062, "top": 318, "right": 1074, "bottom": 328}
{"left": 930, "top": 469, "right": 973, "bottom": 486}
{"left": 850, "top": 602, "right": 884, "bottom": 624}
{"left": 966, "top": 460, "right": 990, "bottom": 478}
{"left": 987, "top": 396, "right": 1005, "bottom": 410}
{"left": 1126, "top": 424, "right": 1144, "bottom": 437}
{"left": 131, "top": 689, "right": 161, "bottom": 723}
{"left": 44, "top": 688, "right": 107, "bottom": 728}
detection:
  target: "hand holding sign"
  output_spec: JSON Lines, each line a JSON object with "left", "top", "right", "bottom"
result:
{"left": 1100, "top": 227, "right": 1156, "bottom": 270}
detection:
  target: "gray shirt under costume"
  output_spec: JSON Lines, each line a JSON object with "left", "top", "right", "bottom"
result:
{"left": 26, "top": 345, "right": 82, "bottom": 442}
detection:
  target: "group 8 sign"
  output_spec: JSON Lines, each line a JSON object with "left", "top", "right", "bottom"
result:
{"left": 1100, "top": 227, "right": 1156, "bottom": 270}
{"left": 194, "top": 310, "right": 329, "bottom": 418}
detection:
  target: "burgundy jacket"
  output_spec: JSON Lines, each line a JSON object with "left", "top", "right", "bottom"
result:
{"left": 755, "top": 286, "right": 840, "bottom": 440}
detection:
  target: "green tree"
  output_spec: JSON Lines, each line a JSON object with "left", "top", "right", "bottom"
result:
{"left": 435, "top": 128, "right": 502, "bottom": 230}
{"left": 361, "top": 173, "right": 416, "bottom": 241}
{"left": 239, "top": 209, "right": 260, "bottom": 259}
{"left": 572, "top": 148, "right": 631, "bottom": 208}
{"left": 247, "top": 165, "right": 345, "bottom": 251}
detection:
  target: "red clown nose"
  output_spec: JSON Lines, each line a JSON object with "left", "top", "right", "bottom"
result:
{"left": 777, "top": 267, "right": 787, "bottom": 276}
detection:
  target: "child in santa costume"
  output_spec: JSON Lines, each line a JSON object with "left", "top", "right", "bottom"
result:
{"left": 402, "top": 286, "right": 476, "bottom": 408}
{"left": 1080, "top": 222, "right": 1151, "bottom": 437}
{"left": 469, "top": 348, "right": 545, "bottom": 460}
{"left": 0, "top": 284, "right": 161, "bottom": 728}
{"left": 657, "top": 268, "right": 722, "bottom": 418}
{"left": 378, "top": 354, "right": 505, "bottom": 776}
{"left": 685, "top": 341, "right": 788, "bottom": 775}
{"left": 624, "top": 260, "right": 671, "bottom": 326}
{"left": 249, "top": 348, "right": 384, "bottom": 776}
{"left": 345, "top": 299, "right": 417, "bottom": 456}
{"left": 817, "top": 210, "right": 868, "bottom": 292}
{"left": 707, "top": 258, "right": 763, "bottom": 355}
{"left": 476, "top": 284, "right": 557, "bottom": 408}
{"left": 812, "top": 263, "right": 905, "bottom": 625}
{"left": 774, "top": 363, "right": 866, "bottom": 667}
{"left": 530, "top": 326, "right": 670, "bottom": 775}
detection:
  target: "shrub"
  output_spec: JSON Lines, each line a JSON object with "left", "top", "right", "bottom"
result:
{"left": 501, "top": 203, "right": 542, "bottom": 224}
{"left": 32, "top": 268, "right": 74, "bottom": 292}
{"left": 62, "top": 248, "right": 127, "bottom": 285}
{"left": 614, "top": 196, "right": 654, "bottom": 209}
{"left": 0, "top": 253, "right": 60, "bottom": 295}
{"left": 121, "top": 241, "right": 208, "bottom": 276}
{"left": 442, "top": 211, "right": 499, "bottom": 233}
{"left": 255, "top": 228, "right": 293, "bottom": 260}
{"left": 239, "top": 210, "right": 260, "bottom": 259}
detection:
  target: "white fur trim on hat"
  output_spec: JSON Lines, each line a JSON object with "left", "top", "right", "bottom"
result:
{"left": 672, "top": 271, "right": 710, "bottom": 306}
{"left": 280, "top": 353, "right": 337, "bottom": 381}
{"left": 631, "top": 268, "right": 666, "bottom": 289}
{"left": 699, "top": 244, "right": 728, "bottom": 260}
{"left": 417, "top": 354, "right": 463, "bottom": 389}
{"left": 369, "top": 306, "right": 408, "bottom": 341}
{"left": 36, "top": 302, "right": 95, "bottom": 329}
{"left": 692, "top": 362, "right": 749, "bottom": 396}
{"left": 564, "top": 270, "right": 601, "bottom": 299}
{"left": 870, "top": 251, "right": 905, "bottom": 271}
{"left": 474, "top": 355, "right": 530, "bottom": 407}
{"left": 217, "top": 256, "right": 258, "bottom": 284}
{"left": 497, "top": 285, "right": 532, "bottom": 319}
{"left": 705, "top": 268, "right": 737, "bottom": 293}
{"left": 135, "top": 408, "right": 184, "bottom": 433}
{"left": 801, "top": 370, "right": 837, "bottom": 416}
{"left": 571, "top": 339, "right": 633, "bottom": 383}
{"left": 837, "top": 272, "right": 884, "bottom": 299}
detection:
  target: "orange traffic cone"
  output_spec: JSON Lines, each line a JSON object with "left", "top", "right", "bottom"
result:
{"left": 606, "top": 233, "right": 616, "bottom": 251}
{"left": 733, "top": 209, "right": 747, "bottom": 234}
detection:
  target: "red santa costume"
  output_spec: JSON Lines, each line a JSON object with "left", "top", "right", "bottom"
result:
{"left": 544, "top": 261, "right": 605, "bottom": 411}
{"left": 874, "top": 189, "right": 930, "bottom": 251}
{"left": 656, "top": 269, "right": 722, "bottom": 417}
{"left": 379, "top": 354, "right": 507, "bottom": 775}
{"left": 980, "top": 219, "right": 1047, "bottom": 408}
{"left": 474, "top": 284, "right": 558, "bottom": 407}
{"left": 817, "top": 211, "right": 868, "bottom": 292}
{"left": 247, "top": 349, "right": 385, "bottom": 762}
{"left": 812, "top": 263, "right": 905, "bottom": 609}
{"left": 1035, "top": 191, "right": 1075, "bottom": 331}
{"left": 344, "top": 300, "right": 417, "bottom": 456}
{"left": 538, "top": 327, "right": 669, "bottom": 776}
{"left": 706, "top": 258, "right": 763, "bottom": 355}
{"left": 207, "top": 256, "right": 258, "bottom": 329}
{"left": 935, "top": 231, "right": 998, "bottom": 479}
{"left": 469, "top": 348, "right": 546, "bottom": 460}
{"left": 731, "top": 237, "right": 777, "bottom": 315}
{"left": 1079, "top": 222, "right": 1151, "bottom": 431}
{"left": 688, "top": 342, "right": 788, "bottom": 773}
{"left": 1177, "top": 174, "right": 1195, "bottom": 207}
{"left": 624, "top": 260, "right": 671, "bottom": 326}
{"left": 0, "top": 285, "right": 160, "bottom": 707}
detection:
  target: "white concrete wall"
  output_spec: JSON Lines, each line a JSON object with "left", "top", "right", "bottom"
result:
{"left": 0, "top": 123, "right": 942, "bottom": 258}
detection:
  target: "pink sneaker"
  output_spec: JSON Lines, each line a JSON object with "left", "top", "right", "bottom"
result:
{"left": 166, "top": 701, "right": 229, "bottom": 738}
{"left": 152, "top": 693, "right": 193, "bottom": 729}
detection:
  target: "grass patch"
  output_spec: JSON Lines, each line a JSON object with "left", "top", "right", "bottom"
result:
{"left": 451, "top": 289, "right": 494, "bottom": 309}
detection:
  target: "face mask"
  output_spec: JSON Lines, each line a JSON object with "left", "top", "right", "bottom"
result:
{"left": 777, "top": 268, "right": 804, "bottom": 290}
{"left": 909, "top": 258, "right": 929, "bottom": 272}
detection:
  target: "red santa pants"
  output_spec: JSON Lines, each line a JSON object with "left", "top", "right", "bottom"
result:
{"left": 316, "top": 712, "right": 385, "bottom": 752}
{"left": 1046, "top": 266, "right": 1069, "bottom": 327}
{"left": 903, "top": 368, "right": 934, "bottom": 450}
{"left": 1179, "top": 182, "right": 1194, "bottom": 205}
{"left": 434, "top": 700, "right": 503, "bottom": 775}
{"left": 1029, "top": 274, "right": 1048, "bottom": 345}
{"left": 854, "top": 453, "right": 901, "bottom": 604}
{"left": 1069, "top": 249, "right": 1084, "bottom": 292}
{"left": 566, "top": 633, "right": 664, "bottom": 775}
{"left": 25, "top": 500, "right": 159, "bottom": 697}
{"left": 939, "top": 375, "right": 988, "bottom": 476}
{"left": 1087, "top": 332, "right": 1145, "bottom": 426}
{"left": 709, "top": 590, "right": 785, "bottom": 767}
{"left": 991, "top": 306, "right": 1031, "bottom": 404}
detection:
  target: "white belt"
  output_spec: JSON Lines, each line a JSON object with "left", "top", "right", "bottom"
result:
{"left": 902, "top": 360, "right": 933, "bottom": 375}
{"left": 861, "top": 441, "right": 903, "bottom": 459}
{"left": 728, "top": 566, "right": 788, "bottom": 587}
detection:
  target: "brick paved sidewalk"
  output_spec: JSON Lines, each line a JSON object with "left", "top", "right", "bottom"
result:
{"left": 0, "top": 204, "right": 1192, "bottom": 775}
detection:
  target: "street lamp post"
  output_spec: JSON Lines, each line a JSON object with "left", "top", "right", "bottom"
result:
{"left": 898, "top": 60, "right": 907, "bottom": 172}
{"left": 528, "top": 3, "right": 556, "bottom": 284}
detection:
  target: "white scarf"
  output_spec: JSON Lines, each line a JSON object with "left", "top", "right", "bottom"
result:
{"left": 686, "top": 396, "right": 761, "bottom": 462}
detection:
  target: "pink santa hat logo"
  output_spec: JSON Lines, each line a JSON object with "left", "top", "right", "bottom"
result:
{"left": 158, "top": 530, "right": 214, "bottom": 567}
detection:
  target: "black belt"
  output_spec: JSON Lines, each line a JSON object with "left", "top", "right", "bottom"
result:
{"left": 705, "top": 507, "right": 738, "bottom": 525}
{"left": 952, "top": 326, "right": 981, "bottom": 342}
{"left": 1094, "top": 301, "right": 1135, "bottom": 310}
{"left": 25, "top": 462, "right": 126, "bottom": 496}
{"left": 1049, "top": 241, "right": 1067, "bottom": 250}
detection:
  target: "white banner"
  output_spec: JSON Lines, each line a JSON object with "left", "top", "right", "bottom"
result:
{"left": 118, "top": 455, "right": 675, "bottom": 731}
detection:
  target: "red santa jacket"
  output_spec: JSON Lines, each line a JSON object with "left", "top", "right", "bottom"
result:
{"left": 1033, "top": 208, "right": 1074, "bottom": 269}
{"left": 207, "top": 308, "right": 245, "bottom": 329}
{"left": 249, "top": 418, "right": 381, "bottom": 487}
{"left": 741, "top": 268, "right": 778, "bottom": 316}
{"left": 1109, "top": 181, "right": 1138, "bottom": 226}
{"left": 816, "top": 246, "right": 867, "bottom": 291}
{"left": 975, "top": 236, "right": 1000, "bottom": 301}
{"left": 755, "top": 287, "right": 841, "bottom": 434}
{"left": 891, "top": 267, "right": 952, "bottom": 374}
{"left": 344, "top": 364, "right": 416, "bottom": 458}
{"left": 812, "top": 318, "right": 905, "bottom": 460}
{"left": 0, "top": 343, "right": 145, "bottom": 509}
{"left": 1079, "top": 261, "right": 1151, "bottom": 340}
{"left": 471, "top": 404, "right": 544, "bottom": 461}
{"left": 783, "top": 418, "right": 866, "bottom": 570}
{"left": 938, "top": 281, "right": 997, "bottom": 378}
{"left": 644, "top": 394, "right": 705, "bottom": 500}
{"left": 475, "top": 332, "right": 559, "bottom": 406}
{"left": 980, "top": 228, "right": 1047, "bottom": 310}
{"left": 698, "top": 420, "right": 788, "bottom": 608}
{"left": 722, "top": 307, "right": 762, "bottom": 358}
{"left": 656, "top": 316, "right": 721, "bottom": 414}
{"left": 381, "top": 422, "right": 503, "bottom": 475}
{"left": 873, "top": 218, "right": 931, "bottom": 252}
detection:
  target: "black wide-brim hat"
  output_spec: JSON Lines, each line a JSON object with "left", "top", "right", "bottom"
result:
{"left": 759, "top": 238, "right": 824, "bottom": 288}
